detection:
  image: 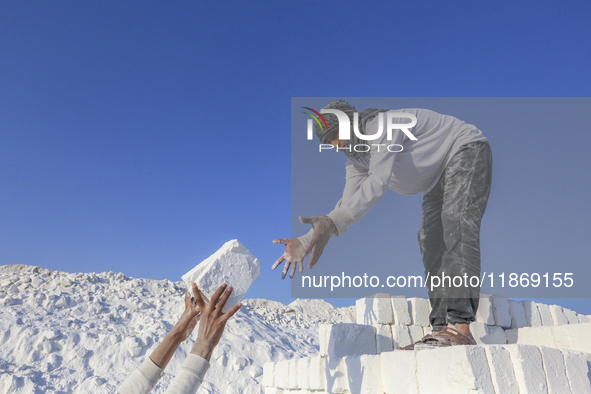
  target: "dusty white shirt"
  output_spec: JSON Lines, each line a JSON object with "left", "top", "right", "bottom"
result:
{"left": 299, "top": 108, "right": 487, "bottom": 246}
{"left": 116, "top": 354, "right": 209, "bottom": 394}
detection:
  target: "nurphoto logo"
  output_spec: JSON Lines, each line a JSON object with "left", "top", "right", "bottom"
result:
{"left": 303, "top": 107, "right": 418, "bottom": 153}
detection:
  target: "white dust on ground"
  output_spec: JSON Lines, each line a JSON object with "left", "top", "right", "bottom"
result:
{"left": 0, "top": 265, "right": 355, "bottom": 394}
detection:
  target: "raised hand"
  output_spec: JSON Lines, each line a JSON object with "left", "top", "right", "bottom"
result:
{"left": 190, "top": 283, "right": 241, "bottom": 361}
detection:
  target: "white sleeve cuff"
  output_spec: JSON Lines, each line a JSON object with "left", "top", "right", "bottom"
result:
{"left": 327, "top": 206, "right": 356, "bottom": 236}
{"left": 164, "top": 354, "right": 210, "bottom": 394}
{"left": 297, "top": 229, "right": 314, "bottom": 250}
{"left": 116, "top": 357, "right": 164, "bottom": 394}
{"left": 179, "top": 354, "right": 210, "bottom": 379}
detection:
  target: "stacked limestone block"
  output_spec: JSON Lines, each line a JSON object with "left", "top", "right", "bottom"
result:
{"left": 352, "top": 294, "right": 590, "bottom": 350}
{"left": 263, "top": 344, "right": 591, "bottom": 393}
{"left": 262, "top": 295, "right": 591, "bottom": 393}
{"left": 354, "top": 295, "right": 431, "bottom": 350}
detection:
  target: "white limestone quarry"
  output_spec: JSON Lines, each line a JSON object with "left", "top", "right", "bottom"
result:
{"left": 1, "top": 262, "right": 591, "bottom": 393}
{"left": 0, "top": 264, "right": 355, "bottom": 393}
{"left": 182, "top": 239, "right": 260, "bottom": 312}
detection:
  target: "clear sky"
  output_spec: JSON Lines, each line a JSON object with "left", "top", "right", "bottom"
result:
{"left": 1, "top": 1, "right": 590, "bottom": 313}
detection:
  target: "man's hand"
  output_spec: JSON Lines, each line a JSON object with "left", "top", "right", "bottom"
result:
{"left": 272, "top": 238, "right": 306, "bottom": 279}
{"left": 300, "top": 215, "right": 338, "bottom": 269}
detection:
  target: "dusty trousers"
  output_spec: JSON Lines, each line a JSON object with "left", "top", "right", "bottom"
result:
{"left": 418, "top": 141, "right": 493, "bottom": 331}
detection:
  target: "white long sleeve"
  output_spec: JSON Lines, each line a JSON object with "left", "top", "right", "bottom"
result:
{"left": 164, "top": 354, "right": 210, "bottom": 394}
{"left": 327, "top": 123, "right": 405, "bottom": 236}
{"left": 116, "top": 357, "right": 165, "bottom": 394}
{"left": 305, "top": 108, "right": 486, "bottom": 237}
{"left": 116, "top": 354, "right": 210, "bottom": 394}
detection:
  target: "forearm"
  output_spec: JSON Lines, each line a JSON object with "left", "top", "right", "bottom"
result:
{"left": 190, "top": 338, "right": 215, "bottom": 362}
{"left": 149, "top": 327, "right": 185, "bottom": 369}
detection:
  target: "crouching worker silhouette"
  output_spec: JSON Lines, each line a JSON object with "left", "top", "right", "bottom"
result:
{"left": 117, "top": 283, "right": 241, "bottom": 394}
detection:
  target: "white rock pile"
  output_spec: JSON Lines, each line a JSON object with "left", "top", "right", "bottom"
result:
{"left": 0, "top": 264, "right": 353, "bottom": 393}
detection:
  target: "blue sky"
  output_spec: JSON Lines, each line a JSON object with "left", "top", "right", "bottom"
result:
{"left": 1, "top": 1, "right": 590, "bottom": 313}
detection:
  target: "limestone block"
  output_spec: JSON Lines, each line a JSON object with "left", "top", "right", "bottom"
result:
{"left": 391, "top": 325, "right": 412, "bottom": 349}
{"left": 297, "top": 357, "right": 310, "bottom": 390}
{"left": 483, "top": 345, "right": 519, "bottom": 394}
{"left": 492, "top": 295, "right": 512, "bottom": 328}
{"left": 356, "top": 294, "right": 394, "bottom": 325}
{"left": 318, "top": 324, "right": 330, "bottom": 357}
{"left": 42, "top": 341, "right": 53, "bottom": 354}
{"left": 308, "top": 356, "right": 327, "bottom": 391}
{"left": 563, "top": 308, "right": 578, "bottom": 324}
{"left": 470, "top": 322, "right": 489, "bottom": 345}
{"left": 380, "top": 350, "right": 419, "bottom": 394}
{"left": 539, "top": 346, "right": 570, "bottom": 394}
{"left": 505, "top": 326, "right": 557, "bottom": 348}
{"left": 375, "top": 324, "right": 393, "bottom": 353}
{"left": 577, "top": 314, "right": 591, "bottom": 323}
{"left": 407, "top": 298, "right": 429, "bottom": 327}
{"left": 182, "top": 239, "right": 260, "bottom": 312}
{"left": 416, "top": 346, "right": 494, "bottom": 394}
{"left": 31, "top": 277, "right": 45, "bottom": 288}
{"left": 325, "top": 357, "right": 349, "bottom": 393}
{"left": 390, "top": 296, "right": 411, "bottom": 325}
{"left": 320, "top": 323, "right": 376, "bottom": 358}
{"left": 506, "top": 344, "right": 548, "bottom": 393}
{"left": 537, "top": 303, "right": 555, "bottom": 326}
{"left": 407, "top": 325, "right": 424, "bottom": 344}
{"left": 262, "top": 362, "right": 275, "bottom": 387}
{"left": 347, "top": 354, "right": 383, "bottom": 394}
{"left": 509, "top": 300, "right": 528, "bottom": 329}
{"left": 264, "top": 388, "right": 284, "bottom": 394}
{"left": 486, "top": 326, "right": 507, "bottom": 344}
{"left": 275, "top": 360, "right": 290, "bottom": 390}
{"left": 44, "top": 330, "right": 60, "bottom": 340}
{"left": 476, "top": 294, "right": 495, "bottom": 325}
{"left": 422, "top": 326, "right": 432, "bottom": 337}
{"left": 75, "top": 347, "right": 88, "bottom": 359}
{"left": 549, "top": 305, "right": 569, "bottom": 326}
{"left": 288, "top": 358, "right": 299, "bottom": 389}
{"left": 561, "top": 349, "right": 591, "bottom": 394}
{"left": 523, "top": 301, "right": 543, "bottom": 327}
{"left": 550, "top": 323, "right": 591, "bottom": 354}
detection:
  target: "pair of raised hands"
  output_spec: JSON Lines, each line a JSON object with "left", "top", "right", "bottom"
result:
{"left": 150, "top": 282, "right": 241, "bottom": 369}
{"left": 271, "top": 215, "right": 337, "bottom": 280}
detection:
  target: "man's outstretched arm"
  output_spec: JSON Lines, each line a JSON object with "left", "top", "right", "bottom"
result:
{"left": 272, "top": 158, "right": 367, "bottom": 279}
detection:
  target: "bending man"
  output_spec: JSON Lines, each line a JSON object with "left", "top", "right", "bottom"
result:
{"left": 273, "top": 100, "right": 492, "bottom": 347}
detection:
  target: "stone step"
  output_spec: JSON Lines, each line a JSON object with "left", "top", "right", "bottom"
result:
{"left": 355, "top": 294, "right": 590, "bottom": 330}
{"left": 263, "top": 344, "right": 591, "bottom": 394}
